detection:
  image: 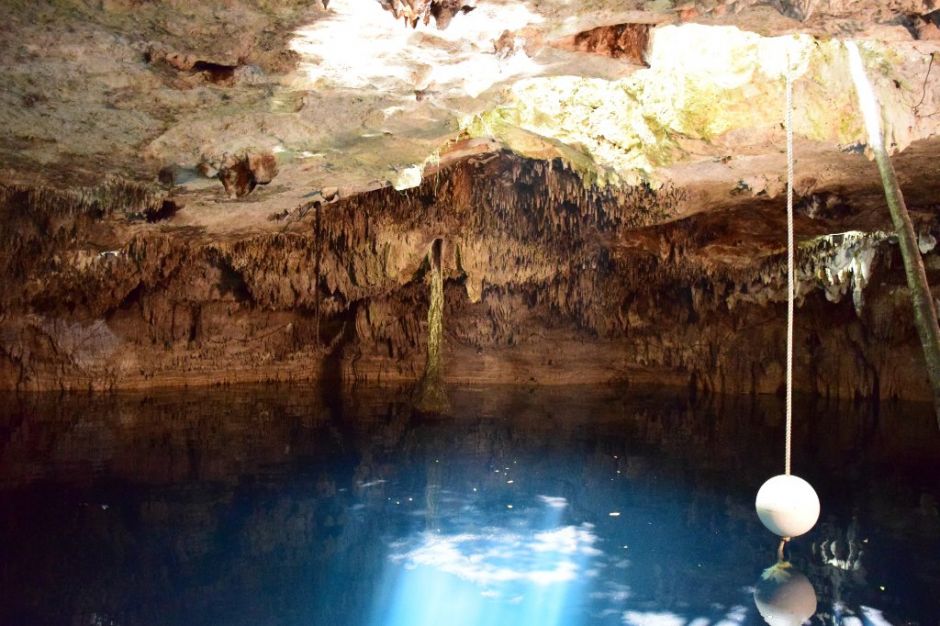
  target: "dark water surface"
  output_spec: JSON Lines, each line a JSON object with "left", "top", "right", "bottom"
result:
{"left": 1, "top": 385, "right": 938, "bottom": 626}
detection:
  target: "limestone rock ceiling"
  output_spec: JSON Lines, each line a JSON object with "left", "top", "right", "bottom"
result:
{"left": 1, "top": 0, "right": 939, "bottom": 238}
{"left": 3, "top": 0, "right": 940, "bottom": 396}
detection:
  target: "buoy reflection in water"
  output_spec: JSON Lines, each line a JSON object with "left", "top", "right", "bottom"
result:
{"left": 753, "top": 561, "right": 817, "bottom": 626}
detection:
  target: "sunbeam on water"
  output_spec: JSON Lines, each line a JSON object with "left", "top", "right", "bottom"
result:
{"left": 373, "top": 497, "right": 598, "bottom": 626}
{"left": 1, "top": 386, "right": 938, "bottom": 625}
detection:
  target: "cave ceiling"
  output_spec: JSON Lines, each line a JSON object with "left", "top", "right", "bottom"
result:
{"left": 2, "top": 0, "right": 939, "bottom": 242}
{"left": 4, "top": 1, "right": 940, "bottom": 396}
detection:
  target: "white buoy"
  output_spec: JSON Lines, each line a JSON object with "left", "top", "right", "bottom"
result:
{"left": 755, "top": 474, "right": 820, "bottom": 538}
{"left": 754, "top": 566, "right": 817, "bottom": 626}
{"left": 754, "top": 51, "right": 821, "bottom": 541}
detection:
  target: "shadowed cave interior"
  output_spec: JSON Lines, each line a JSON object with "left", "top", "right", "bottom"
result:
{"left": 2, "top": 1, "right": 940, "bottom": 625}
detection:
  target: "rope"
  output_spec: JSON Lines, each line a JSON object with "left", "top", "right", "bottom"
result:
{"left": 785, "top": 53, "right": 794, "bottom": 477}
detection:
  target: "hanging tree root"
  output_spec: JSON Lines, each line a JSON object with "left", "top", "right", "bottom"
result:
{"left": 847, "top": 41, "right": 940, "bottom": 429}
{"left": 414, "top": 238, "right": 451, "bottom": 414}
{"left": 845, "top": 41, "right": 940, "bottom": 428}
{"left": 872, "top": 146, "right": 940, "bottom": 428}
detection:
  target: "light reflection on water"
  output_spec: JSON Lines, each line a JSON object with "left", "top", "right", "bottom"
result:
{"left": 0, "top": 385, "right": 938, "bottom": 625}
{"left": 375, "top": 496, "right": 598, "bottom": 626}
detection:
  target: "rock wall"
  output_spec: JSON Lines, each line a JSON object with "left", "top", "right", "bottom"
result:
{"left": 1, "top": 153, "right": 937, "bottom": 401}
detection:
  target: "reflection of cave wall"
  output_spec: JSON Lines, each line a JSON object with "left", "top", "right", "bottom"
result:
{"left": 1, "top": 387, "right": 938, "bottom": 625}
{"left": 0, "top": 154, "right": 938, "bottom": 400}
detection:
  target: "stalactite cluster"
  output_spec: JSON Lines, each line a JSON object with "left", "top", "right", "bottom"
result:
{"left": 0, "top": 152, "right": 937, "bottom": 401}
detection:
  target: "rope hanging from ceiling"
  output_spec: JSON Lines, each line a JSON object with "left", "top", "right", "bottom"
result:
{"left": 754, "top": 48, "right": 820, "bottom": 543}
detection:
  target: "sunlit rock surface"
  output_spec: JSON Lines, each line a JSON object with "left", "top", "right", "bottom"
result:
{"left": 1, "top": 1, "right": 939, "bottom": 397}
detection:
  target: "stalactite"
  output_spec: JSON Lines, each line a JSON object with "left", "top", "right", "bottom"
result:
{"left": 313, "top": 201, "right": 324, "bottom": 349}
{"left": 414, "top": 238, "right": 450, "bottom": 413}
{"left": 1, "top": 151, "right": 937, "bottom": 400}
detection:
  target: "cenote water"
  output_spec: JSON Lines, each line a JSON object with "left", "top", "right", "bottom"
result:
{"left": 1, "top": 385, "right": 938, "bottom": 626}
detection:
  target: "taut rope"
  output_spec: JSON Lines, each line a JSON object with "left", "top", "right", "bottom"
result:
{"left": 785, "top": 54, "right": 795, "bottom": 477}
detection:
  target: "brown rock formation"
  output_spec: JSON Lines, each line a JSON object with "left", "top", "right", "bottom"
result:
{"left": 0, "top": 150, "right": 937, "bottom": 402}
{"left": 1, "top": 1, "right": 940, "bottom": 401}
{"left": 553, "top": 24, "right": 652, "bottom": 65}
{"left": 379, "top": 0, "right": 477, "bottom": 29}
{"left": 215, "top": 152, "right": 279, "bottom": 198}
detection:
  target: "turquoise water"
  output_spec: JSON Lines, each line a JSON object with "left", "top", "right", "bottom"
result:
{"left": 1, "top": 386, "right": 938, "bottom": 625}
